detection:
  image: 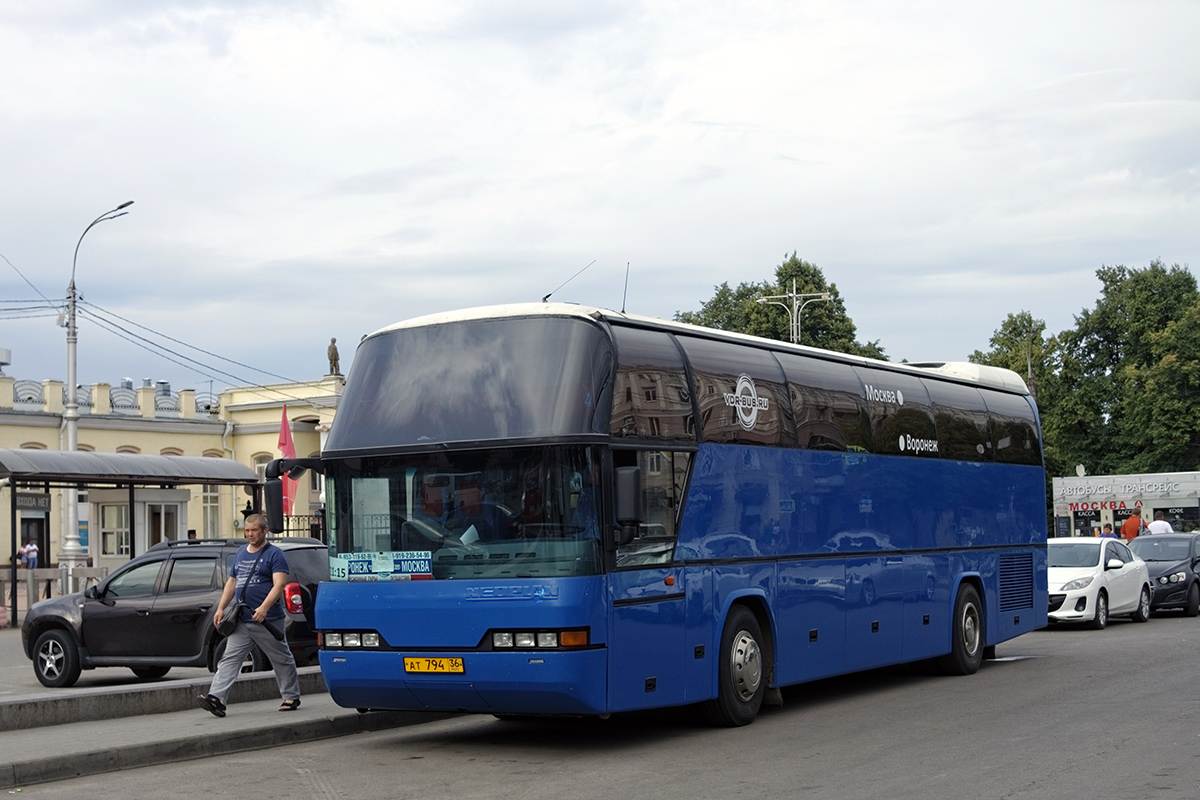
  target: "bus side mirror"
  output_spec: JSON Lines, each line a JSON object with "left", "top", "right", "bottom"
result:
{"left": 613, "top": 466, "right": 642, "bottom": 547}
{"left": 265, "top": 477, "right": 285, "bottom": 533}
{"left": 264, "top": 457, "right": 325, "bottom": 534}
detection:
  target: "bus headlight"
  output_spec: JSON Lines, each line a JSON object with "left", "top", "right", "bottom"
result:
{"left": 321, "top": 631, "right": 383, "bottom": 649}
{"left": 490, "top": 629, "right": 590, "bottom": 650}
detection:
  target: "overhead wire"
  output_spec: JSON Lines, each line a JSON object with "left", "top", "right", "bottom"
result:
{"left": 76, "top": 307, "right": 331, "bottom": 407}
{"left": 81, "top": 300, "right": 299, "bottom": 383}
{"left": 3, "top": 249, "right": 327, "bottom": 406}
{"left": 1, "top": 250, "right": 61, "bottom": 311}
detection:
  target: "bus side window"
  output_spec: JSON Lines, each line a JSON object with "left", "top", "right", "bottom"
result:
{"left": 614, "top": 450, "right": 691, "bottom": 567}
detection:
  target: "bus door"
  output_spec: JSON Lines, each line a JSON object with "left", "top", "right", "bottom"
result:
{"left": 608, "top": 566, "right": 687, "bottom": 711}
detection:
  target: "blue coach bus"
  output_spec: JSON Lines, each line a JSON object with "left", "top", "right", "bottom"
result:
{"left": 267, "top": 303, "right": 1047, "bottom": 726}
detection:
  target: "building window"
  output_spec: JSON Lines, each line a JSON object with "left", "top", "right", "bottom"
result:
{"left": 100, "top": 504, "right": 130, "bottom": 556}
{"left": 253, "top": 454, "right": 272, "bottom": 483}
{"left": 203, "top": 484, "right": 220, "bottom": 538}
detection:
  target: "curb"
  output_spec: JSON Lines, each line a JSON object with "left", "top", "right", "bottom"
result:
{"left": 0, "top": 667, "right": 326, "bottom": 731}
{"left": 2, "top": 707, "right": 446, "bottom": 789}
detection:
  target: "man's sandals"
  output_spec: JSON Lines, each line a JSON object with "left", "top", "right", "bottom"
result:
{"left": 197, "top": 694, "right": 226, "bottom": 718}
{"left": 279, "top": 698, "right": 301, "bottom": 711}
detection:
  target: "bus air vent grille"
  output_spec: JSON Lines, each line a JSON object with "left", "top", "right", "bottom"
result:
{"left": 998, "top": 552, "right": 1034, "bottom": 611}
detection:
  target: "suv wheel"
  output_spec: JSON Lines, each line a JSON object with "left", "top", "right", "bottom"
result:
{"left": 34, "top": 629, "right": 82, "bottom": 688}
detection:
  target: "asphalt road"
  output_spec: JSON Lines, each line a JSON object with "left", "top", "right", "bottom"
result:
{"left": 13, "top": 611, "right": 1200, "bottom": 800}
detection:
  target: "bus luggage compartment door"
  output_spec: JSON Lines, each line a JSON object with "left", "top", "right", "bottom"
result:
{"left": 609, "top": 567, "right": 687, "bottom": 712}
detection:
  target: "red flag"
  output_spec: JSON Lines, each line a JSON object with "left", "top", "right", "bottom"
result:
{"left": 278, "top": 404, "right": 297, "bottom": 516}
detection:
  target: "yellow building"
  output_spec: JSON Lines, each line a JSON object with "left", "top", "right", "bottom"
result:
{"left": 0, "top": 373, "right": 342, "bottom": 571}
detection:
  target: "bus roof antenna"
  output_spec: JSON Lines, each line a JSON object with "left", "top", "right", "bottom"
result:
{"left": 621, "top": 261, "right": 630, "bottom": 313}
{"left": 541, "top": 260, "right": 596, "bottom": 302}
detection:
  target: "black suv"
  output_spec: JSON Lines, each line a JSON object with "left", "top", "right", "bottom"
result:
{"left": 22, "top": 537, "right": 328, "bottom": 688}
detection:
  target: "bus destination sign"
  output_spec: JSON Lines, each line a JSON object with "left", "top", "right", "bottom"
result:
{"left": 330, "top": 551, "right": 434, "bottom": 582}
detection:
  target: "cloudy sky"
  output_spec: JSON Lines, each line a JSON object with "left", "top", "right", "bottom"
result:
{"left": 1, "top": 1, "right": 1197, "bottom": 398}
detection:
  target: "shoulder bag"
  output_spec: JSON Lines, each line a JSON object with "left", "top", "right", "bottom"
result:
{"left": 216, "top": 544, "right": 270, "bottom": 636}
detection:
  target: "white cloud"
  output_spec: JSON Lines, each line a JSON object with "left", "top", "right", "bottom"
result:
{"left": 1, "top": 0, "right": 1197, "bottom": 388}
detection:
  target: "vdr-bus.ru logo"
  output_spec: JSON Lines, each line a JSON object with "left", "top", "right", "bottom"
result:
{"left": 724, "top": 374, "right": 769, "bottom": 430}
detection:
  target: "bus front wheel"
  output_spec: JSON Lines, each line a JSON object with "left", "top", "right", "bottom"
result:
{"left": 702, "top": 605, "right": 765, "bottom": 727}
{"left": 937, "top": 584, "right": 984, "bottom": 675}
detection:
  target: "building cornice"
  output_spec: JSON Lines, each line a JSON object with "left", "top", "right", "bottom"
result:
{"left": 0, "top": 410, "right": 226, "bottom": 435}
{"left": 224, "top": 395, "right": 342, "bottom": 413}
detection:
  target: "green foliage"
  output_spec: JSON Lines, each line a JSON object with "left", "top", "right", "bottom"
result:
{"left": 975, "top": 260, "right": 1200, "bottom": 478}
{"left": 675, "top": 253, "right": 886, "bottom": 359}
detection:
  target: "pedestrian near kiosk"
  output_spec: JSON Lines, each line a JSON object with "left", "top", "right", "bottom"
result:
{"left": 1147, "top": 510, "right": 1175, "bottom": 535}
{"left": 1100, "top": 523, "right": 1117, "bottom": 538}
{"left": 198, "top": 514, "right": 301, "bottom": 717}
{"left": 1120, "top": 513, "right": 1144, "bottom": 541}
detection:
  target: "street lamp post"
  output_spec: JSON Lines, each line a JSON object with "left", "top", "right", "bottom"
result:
{"left": 756, "top": 278, "right": 831, "bottom": 345}
{"left": 61, "top": 201, "right": 133, "bottom": 571}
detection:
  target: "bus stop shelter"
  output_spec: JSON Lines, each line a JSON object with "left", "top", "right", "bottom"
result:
{"left": 0, "top": 448, "right": 261, "bottom": 626}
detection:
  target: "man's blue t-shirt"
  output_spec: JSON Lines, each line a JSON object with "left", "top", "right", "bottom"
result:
{"left": 229, "top": 544, "right": 290, "bottom": 621}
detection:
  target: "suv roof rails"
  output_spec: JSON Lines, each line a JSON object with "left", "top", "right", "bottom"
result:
{"left": 147, "top": 538, "right": 238, "bottom": 550}
{"left": 147, "top": 536, "right": 325, "bottom": 551}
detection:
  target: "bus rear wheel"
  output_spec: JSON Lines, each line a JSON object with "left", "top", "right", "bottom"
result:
{"left": 702, "top": 605, "right": 765, "bottom": 727}
{"left": 937, "top": 584, "right": 984, "bottom": 675}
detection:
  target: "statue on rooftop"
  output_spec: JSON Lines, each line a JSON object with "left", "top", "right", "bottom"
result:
{"left": 328, "top": 338, "right": 341, "bottom": 376}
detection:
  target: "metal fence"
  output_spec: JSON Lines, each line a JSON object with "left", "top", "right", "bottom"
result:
{"left": 278, "top": 514, "right": 326, "bottom": 541}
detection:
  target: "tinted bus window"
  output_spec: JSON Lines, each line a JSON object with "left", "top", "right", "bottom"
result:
{"left": 776, "top": 353, "right": 871, "bottom": 452}
{"left": 326, "top": 317, "right": 613, "bottom": 452}
{"left": 854, "top": 366, "right": 936, "bottom": 457}
{"left": 609, "top": 326, "right": 695, "bottom": 443}
{"left": 984, "top": 391, "right": 1042, "bottom": 465}
{"left": 614, "top": 449, "right": 692, "bottom": 567}
{"left": 925, "top": 380, "right": 991, "bottom": 462}
{"left": 677, "top": 337, "right": 791, "bottom": 446}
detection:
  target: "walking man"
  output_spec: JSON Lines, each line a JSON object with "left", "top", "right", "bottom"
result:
{"left": 198, "top": 514, "right": 301, "bottom": 716}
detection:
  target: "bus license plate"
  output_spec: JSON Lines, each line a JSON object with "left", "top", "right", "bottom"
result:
{"left": 404, "top": 657, "right": 464, "bottom": 674}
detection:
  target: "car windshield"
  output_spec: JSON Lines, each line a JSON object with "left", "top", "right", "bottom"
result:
{"left": 325, "top": 445, "right": 603, "bottom": 580}
{"left": 1048, "top": 541, "right": 1101, "bottom": 568}
{"left": 1129, "top": 538, "right": 1192, "bottom": 562}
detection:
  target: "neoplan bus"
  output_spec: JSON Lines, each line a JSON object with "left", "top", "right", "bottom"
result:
{"left": 266, "top": 303, "right": 1048, "bottom": 726}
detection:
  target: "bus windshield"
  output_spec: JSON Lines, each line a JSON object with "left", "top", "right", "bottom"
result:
{"left": 325, "top": 445, "right": 603, "bottom": 581}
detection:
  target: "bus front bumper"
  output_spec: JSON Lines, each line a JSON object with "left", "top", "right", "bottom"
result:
{"left": 320, "top": 648, "right": 609, "bottom": 716}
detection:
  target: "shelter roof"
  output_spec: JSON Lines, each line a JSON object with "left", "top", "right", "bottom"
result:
{"left": 0, "top": 448, "right": 259, "bottom": 487}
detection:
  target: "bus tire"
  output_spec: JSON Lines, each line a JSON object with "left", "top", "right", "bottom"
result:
{"left": 702, "top": 605, "right": 765, "bottom": 727}
{"left": 937, "top": 584, "right": 984, "bottom": 676}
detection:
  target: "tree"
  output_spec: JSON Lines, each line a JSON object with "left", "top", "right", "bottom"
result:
{"left": 1117, "top": 299, "right": 1200, "bottom": 472}
{"left": 968, "top": 311, "right": 1049, "bottom": 399}
{"left": 675, "top": 253, "right": 886, "bottom": 359}
{"left": 976, "top": 261, "right": 1200, "bottom": 478}
{"left": 1052, "top": 261, "right": 1199, "bottom": 475}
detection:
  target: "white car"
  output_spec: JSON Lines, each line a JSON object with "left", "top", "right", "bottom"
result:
{"left": 1047, "top": 537, "right": 1152, "bottom": 629}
